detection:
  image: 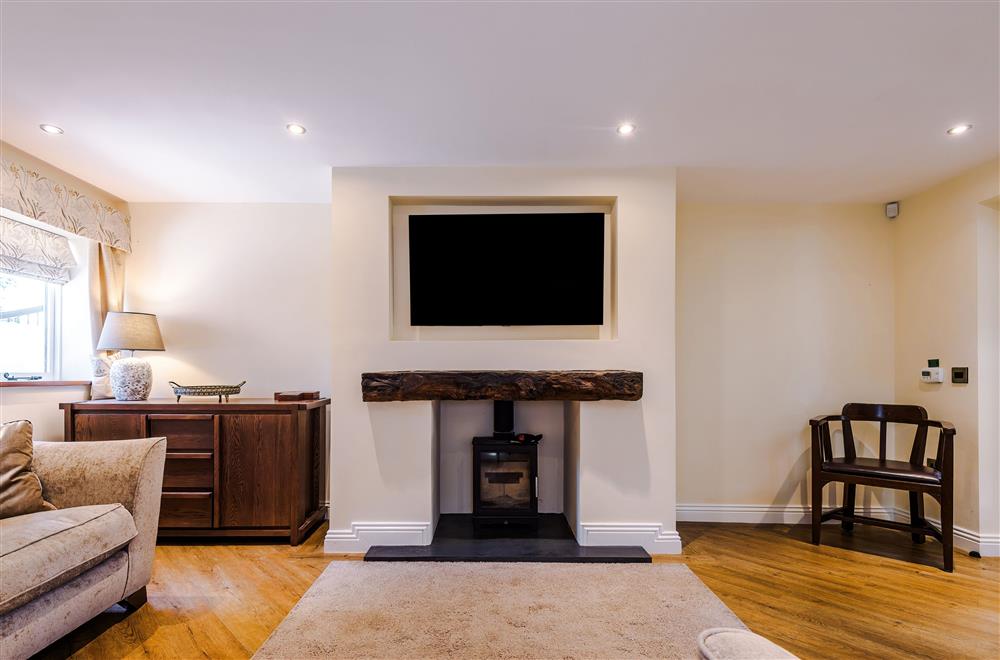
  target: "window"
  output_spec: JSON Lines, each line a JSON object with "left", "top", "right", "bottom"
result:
{"left": 0, "top": 273, "right": 60, "bottom": 378}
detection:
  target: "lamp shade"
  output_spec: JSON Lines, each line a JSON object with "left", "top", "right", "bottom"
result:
{"left": 96, "top": 312, "right": 165, "bottom": 351}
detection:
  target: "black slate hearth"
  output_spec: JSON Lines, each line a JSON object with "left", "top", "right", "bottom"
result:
{"left": 364, "top": 514, "right": 651, "bottom": 563}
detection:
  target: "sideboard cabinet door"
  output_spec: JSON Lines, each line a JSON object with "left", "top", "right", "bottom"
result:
{"left": 74, "top": 413, "right": 146, "bottom": 442}
{"left": 218, "top": 414, "right": 292, "bottom": 528}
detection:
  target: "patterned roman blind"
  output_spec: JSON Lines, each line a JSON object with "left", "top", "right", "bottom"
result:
{"left": 0, "top": 215, "right": 78, "bottom": 284}
{"left": 1, "top": 153, "right": 131, "bottom": 252}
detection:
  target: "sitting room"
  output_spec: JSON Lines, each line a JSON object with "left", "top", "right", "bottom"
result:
{"left": 0, "top": 2, "right": 997, "bottom": 659}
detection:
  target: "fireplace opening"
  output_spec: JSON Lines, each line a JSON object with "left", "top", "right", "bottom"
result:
{"left": 365, "top": 398, "right": 650, "bottom": 562}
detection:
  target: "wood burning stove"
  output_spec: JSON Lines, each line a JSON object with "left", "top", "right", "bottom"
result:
{"left": 472, "top": 437, "right": 538, "bottom": 528}
{"left": 472, "top": 401, "right": 539, "bottom": 529}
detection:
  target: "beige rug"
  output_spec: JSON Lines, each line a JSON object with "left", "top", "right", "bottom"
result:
{"left": 254, "top": 562, "right": 744, "bottom": 659}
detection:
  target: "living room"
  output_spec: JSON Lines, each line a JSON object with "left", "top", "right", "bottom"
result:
{"left": 0, "top": 2, "right": 997, "bottom": 659}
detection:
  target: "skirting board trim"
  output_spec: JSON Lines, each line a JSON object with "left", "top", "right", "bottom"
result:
{"left": 892, "top": 507, "right": 999, "bottom": 557}
{"left": 676, "top": 503, "right": 896, "bottom": 525}
{"left": 578, "top": 522, "right": 682, "bottom": 554}
{"left": 324, "top": 521, "right": 433, "bottom": 553}
{"left": 676, "top": 503, "right": 997, "bottom": 556}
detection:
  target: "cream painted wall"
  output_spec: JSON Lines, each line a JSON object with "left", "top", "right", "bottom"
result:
{"left": 124, "top": 203, "right": 334, "bottom": 399}
{"left": 677, "top": 203, "right": 896, "bottom": 517}
{"left": 1, "top": 385, "right": 90, "bottom": 440}
{"left": 894, "top": 159, "right": 1000, "bottom": 538}
{"left": 327, "top": 167, "right": 677, "bottom": 552}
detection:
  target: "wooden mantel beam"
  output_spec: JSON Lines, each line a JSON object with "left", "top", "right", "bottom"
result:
{"left": 361, "top": 370, "right": 643, "bottom": 402}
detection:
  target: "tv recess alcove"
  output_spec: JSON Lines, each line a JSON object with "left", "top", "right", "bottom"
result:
{"left": 326, "top": 167, "right": 679, "bottom": 557}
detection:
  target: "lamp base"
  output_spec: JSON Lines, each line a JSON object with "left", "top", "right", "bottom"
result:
{"left": 110, "top": 357, "right": 153, "bottom": 401}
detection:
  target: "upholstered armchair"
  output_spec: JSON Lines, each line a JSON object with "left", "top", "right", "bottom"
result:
{"left": 0, "top": 437, "right": 166, "bottom": 658}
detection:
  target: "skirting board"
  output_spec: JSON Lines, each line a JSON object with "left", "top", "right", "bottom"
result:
{"left": 892, "top": 507, "right": 1000, "bottom": 557}
{"left": 325, "top": 522, "right": 434, "bottom": 553}
{"left": 577, "top": 522, "right": 682, "bottom": 554}
{"left": 676, "top": 504, "right": 998, "bottom": 556}
{"left": 324, "top": 519, "right": 682, "bottom": 554}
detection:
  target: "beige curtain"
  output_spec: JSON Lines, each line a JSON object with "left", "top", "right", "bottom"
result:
{"left": 89, "top": 242, "right": 126, "bottom": 353}
{"left": 88, "top": 243, "right": 126, "bottom": 399}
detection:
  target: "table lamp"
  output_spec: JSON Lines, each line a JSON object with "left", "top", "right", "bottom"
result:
{"left": 96, "top": 312, "right": 165, "bottom": 400}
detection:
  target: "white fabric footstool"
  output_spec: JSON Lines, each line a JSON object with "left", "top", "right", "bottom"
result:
{"left": 698, "top": 627, "right": 798, "bottom": 660}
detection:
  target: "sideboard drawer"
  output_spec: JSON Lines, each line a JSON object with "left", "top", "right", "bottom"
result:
{"left": 149, "top": 415, "right": 215, "bottom": 450}
{"left": 163, "top": 453, "right": 214, "bottom": 489}
{"left": 159, "top": 492, "right": 212, "bottom": 528}
{"left": 74, "top": 413, "right": 145, "bottom": 442}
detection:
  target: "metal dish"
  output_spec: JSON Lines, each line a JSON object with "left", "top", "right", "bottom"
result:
{"left": 169, "top": 381, "right": 246, "bottom": 403}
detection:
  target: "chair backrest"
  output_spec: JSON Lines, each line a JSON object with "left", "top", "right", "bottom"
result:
{"left": 841, "top": 403, "right": 928, "bottom": 464}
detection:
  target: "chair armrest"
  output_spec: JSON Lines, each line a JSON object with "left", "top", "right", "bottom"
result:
{"left": 924, "top": 419, "right": 956, "bottom": 435}
{"left": 809, "top": 414, "right": 845, "bottom": 427}
{"left": 33, "top": 438, "right": 166, "bottom": 513}
{"left": 33, "top": 438, "right": 166, "bottom": 597}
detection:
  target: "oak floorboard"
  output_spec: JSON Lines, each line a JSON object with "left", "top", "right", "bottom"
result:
{"left": 38, "top": 522, "right": 997, "bottom": 659}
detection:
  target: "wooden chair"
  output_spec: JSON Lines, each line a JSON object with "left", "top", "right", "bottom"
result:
{"left": 810, "top": 403, "right": 955, "bottom": 571}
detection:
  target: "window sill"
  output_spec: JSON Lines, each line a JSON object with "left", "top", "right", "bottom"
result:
{"left": 0, "top": 380, "right": 91, "bottom": 388}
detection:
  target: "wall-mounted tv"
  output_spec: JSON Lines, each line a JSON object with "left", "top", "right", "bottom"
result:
{"left": 408, "top": 213, "right": 605, "bottom": 326}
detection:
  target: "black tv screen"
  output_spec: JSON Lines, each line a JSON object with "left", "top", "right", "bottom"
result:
{"left": 408, "top": 213, "right": 605, "bottom": 326}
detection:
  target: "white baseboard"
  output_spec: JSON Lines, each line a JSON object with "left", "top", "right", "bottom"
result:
{"left": 324, "top": 521, "right": 433, "bottom": 553}
{"left": 676, "top": 503, "right": 895, "bottom": 525}
{"left": 578, "top": 522, "right": 682, "bottom": 554}
{"left": 891, "top": 507, "right": 998, "bottom": 556}
{"left": 676, "top": 503, "right": 997, "bottom": 556}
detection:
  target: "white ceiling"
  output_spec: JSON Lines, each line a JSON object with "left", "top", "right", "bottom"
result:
{"left": 1, "top": 1, "right": 997, "bottom": 204}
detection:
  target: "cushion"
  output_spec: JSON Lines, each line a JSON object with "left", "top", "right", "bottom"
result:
{"left": 90, "top": 353, "right": 117, "bottom": 399}
{"left": 0, "top": 420, "right": 55, "bottom": 519}
{"left": 0, "top": 503, "right": 137, "bottom": 614}
{"left": 822, "top": 457, "right": 942, "bottom": 484}
{"left": 698, "top": 627, "right": 798, "bottom": 660}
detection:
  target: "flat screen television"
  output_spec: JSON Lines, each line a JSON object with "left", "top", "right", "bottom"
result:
{"left": 408, "top": 213, "right": 605, "bottom": 326}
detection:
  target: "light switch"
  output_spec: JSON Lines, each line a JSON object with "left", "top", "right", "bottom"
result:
{"left": 952, "top": 367, "right": 969, "bottom": 384}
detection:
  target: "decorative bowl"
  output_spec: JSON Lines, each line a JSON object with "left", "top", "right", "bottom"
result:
{"left": 169, "top": 381, "right": 246, "bottom": 403}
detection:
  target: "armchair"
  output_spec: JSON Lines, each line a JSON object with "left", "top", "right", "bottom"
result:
{"left": 0, "top": 437, "right": 165, "bottom": 658}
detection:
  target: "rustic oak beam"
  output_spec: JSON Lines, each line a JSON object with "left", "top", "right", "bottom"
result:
{"left": 361, "top": 370, "right": 643, "bottom": 402}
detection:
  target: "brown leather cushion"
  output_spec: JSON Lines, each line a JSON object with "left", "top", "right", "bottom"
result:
{"left": 822, "top": 457, "right": 942, "bottom": 484}
{"left": 0, "top": 420, "right": 56, "bottom": 519}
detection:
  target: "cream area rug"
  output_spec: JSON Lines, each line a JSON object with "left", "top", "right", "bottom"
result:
{"left": 254, "top": 562, "right": 745, "bottom": 659}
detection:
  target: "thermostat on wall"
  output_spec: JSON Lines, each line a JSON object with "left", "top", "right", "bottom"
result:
{"left": 921, "top": 359, "right": 944, "bottom": 383}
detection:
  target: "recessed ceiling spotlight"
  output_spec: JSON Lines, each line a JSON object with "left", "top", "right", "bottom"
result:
{"left": 286, "top": 123, "right": 307, "bottom": 135}
{"left": 616, "top": 122, "right": 636, "bottom": 136}
{"left": 39, "top": 124, "right": 64, "bottom": 135}
{"left": 946, "top": 124, "right": 972, "bottom": 136}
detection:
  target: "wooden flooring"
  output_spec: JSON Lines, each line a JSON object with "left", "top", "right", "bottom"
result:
{"left": 41, "top": 522, "right": 998, "bottom": 659}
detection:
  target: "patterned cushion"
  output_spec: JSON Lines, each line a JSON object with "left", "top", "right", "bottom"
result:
{"left": 0, "top": 504, "right": 137, "bottom": 614}
{"left": 0, "top": 420, "right": 55, "bottom": 518}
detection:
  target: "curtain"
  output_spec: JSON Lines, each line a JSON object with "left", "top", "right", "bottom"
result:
{"left": 89, "top": 242, "right": 126, "bottom": 352}
{"left": 88, "top": 242, "right": 126, "bottom": 399}
{"left": 0, "top": 215, "right": 78, "bottom": 284}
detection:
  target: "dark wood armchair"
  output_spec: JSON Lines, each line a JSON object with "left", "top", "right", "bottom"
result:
{"left": 810, "top": 403, "right": 955, "bottom": 571}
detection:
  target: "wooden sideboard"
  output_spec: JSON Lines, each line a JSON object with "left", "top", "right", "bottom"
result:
{"left": 60, "top": 398, "right": 330, "bottom": 545}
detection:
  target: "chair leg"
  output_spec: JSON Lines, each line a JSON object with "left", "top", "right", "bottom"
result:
{"left": 941, "top": 491, "right": 954, "bottom": 573}
{"left": 909, "top": 491, "right": 926, "bottom": 544}
{"left": 841, "top": 484, "right": 856, "bottom": 533}
{"left": 811, "top": 478, "right": 824, "bottom": 545}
